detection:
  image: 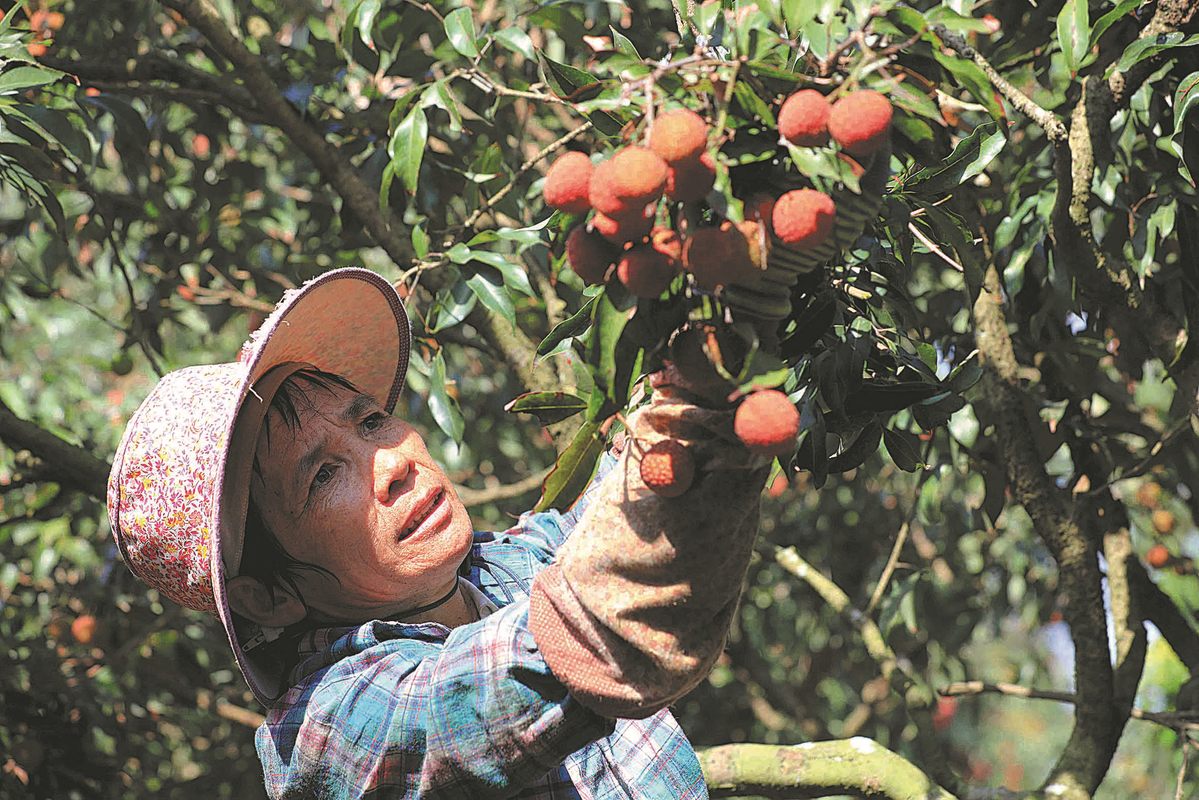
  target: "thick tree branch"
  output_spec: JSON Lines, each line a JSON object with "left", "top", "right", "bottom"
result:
{"left": 972, "top": 262, "right": 1118, "bottom": 797}
{"left": 698, "top": 739, "right": 956, "bottom": 800}
{"left": 0, "top": 401, "right": 110, "bottom": 499}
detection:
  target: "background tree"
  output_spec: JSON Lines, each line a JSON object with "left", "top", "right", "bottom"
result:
{"left": 1, "top": 0, "right": 1198, "bottom": 797}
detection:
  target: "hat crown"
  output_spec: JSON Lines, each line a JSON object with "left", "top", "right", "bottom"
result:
{"left": 107, "top": 363, "right": 247, "bottom": 612}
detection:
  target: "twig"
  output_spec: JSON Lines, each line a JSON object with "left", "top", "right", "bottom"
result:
{"left": 452, "top": 468, "right": 549, "bottom": 507}
{"left": 909, "top": 221, "right": 965, "bottom": 273}
{"left": 940, "top": 681, "right": 1199, "bottom": 732}
{"left": 931, "top": 25, "right": 1066, "bottom": 142}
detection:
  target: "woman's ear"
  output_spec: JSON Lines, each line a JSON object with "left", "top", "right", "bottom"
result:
{"left": 226, "top": 576, "right": 307, "bottom": 627}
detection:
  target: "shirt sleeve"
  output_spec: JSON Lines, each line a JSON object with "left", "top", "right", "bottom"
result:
{"left": 256, "top": 600, "right": 616, "bottom": 799}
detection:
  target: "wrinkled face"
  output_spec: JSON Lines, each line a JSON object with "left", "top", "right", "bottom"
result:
{"left": 249, "top": 381, "right": 474, "bottom": 623}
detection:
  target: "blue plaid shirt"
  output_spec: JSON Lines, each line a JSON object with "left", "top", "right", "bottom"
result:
{"left": 255, "top": 455, "right": 708, "bottom": 798}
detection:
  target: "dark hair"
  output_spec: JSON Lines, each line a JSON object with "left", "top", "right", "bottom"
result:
{"left": 237, "top": 369, "right": 362, "bottom": 605}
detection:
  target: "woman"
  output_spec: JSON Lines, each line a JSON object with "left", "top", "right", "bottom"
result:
{"left": 107, "top": 267, "right": 771, "bottom": 798}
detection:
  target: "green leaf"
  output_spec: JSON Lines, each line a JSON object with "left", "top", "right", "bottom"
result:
{"left": 535, "top": 420, "right": 605, "bottom": 512}
{"left": 610, "top": 26, "right": 640, "bottom": 58}
{"left": 783, "top": 0, "right": 820, "bottom": 33}
{"left": 430, "top": 275, "right": 477, "bottom": 333}
{"left": 494, "top": 27, "right": 535, "bottom": 61}
{"left": 946, "top": 349, "right": 983, "bottom": 393}
{"left": 428, "top": 351, "right": 465, "bottom": 443}
{"left": 1116, "top": 32, "right": 1199, "bottom": 73}
{"left": 1056, "top": 0, "right": 1090, "bottom": 75}
{"left": 538, "top": 296, "right": 596, "bottom": 357}
{"left": 444, "top": 7, "right": 479, "bottom": 58}
{"left": 355, "top": 0, "right": 381, "bottom": 50}
{"left": 504, "top": 391, "right": 588, "bottom": 426}
{"left": 538, "top": 51, "right": 599, "bottom": 99}
{"left": 883, "top": 427, "right": 924, "bottom": 472}
{"left": 1089, "top": 0, "right": 1143, "bottom": 50}
{"left": 904, "top": 122, "right": 1005, "bottom": 194}
{"left": 388, "top": 106, "right": 427, "bottom": 194}
{"left": 412, "top": 224, "right": 429, "bottom": 259}
{"left": 465, "top": 249, "right": 535, "bottom": 297}
{"left": 1173, "top": 70, "right": 1199, "bottom": 137}
{"left": 0, "top": 65, "right": 62, "bottom": 95}
{"left": 423, "top": 79, "right": 463, "bottom": 133}
{"left": 588, "top": 289, "right": 633, "bottom": 408}
{"left": 733, "top": 81, "right": 777, "bottom": 125}
{"left": 466, "top": 267, "right": 516, "bottom": 326}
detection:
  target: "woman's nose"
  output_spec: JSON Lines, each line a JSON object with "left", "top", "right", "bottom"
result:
{"left": 373, "top": 446, "right": 412, "bottom": 505}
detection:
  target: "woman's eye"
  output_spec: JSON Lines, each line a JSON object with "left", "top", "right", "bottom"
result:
{"left": 361, "top": 412, "right": 388, "bottom": 432}
{"left": 312, "top": 464, "right": 336, "bottom": 489}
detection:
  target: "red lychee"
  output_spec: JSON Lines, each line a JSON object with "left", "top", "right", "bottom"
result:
{"left": 639, "top": 439, "right": 696, "bottom": 497}
{"left": 683, "top": 221, "right": 758, "bottom": 291}
{"left": 566, "top": 225, "right": 618, "bottom": 285}
{"left": 772, "top": 189, "right": 836, "bottom": 249}
{"left": 592, "top": 206, "right": 655, "bottom": 245}
{"left": 828, "top": 90, "right": 893, "bottom": 157}
{"left": 543, "top": 151, "right": 594, "bottom": 214}
{"left": 665, "top": 151, "right": 717, "bottom": 203}
{"left": 617, "top": 243, "right": 680, "bottom": 298}
{"left": 71, "top": 614, "right": 97, "bottom": 644}
{"left": 734, "top": 389, "right": 800, "bottom": 458}
{"left": 778, "top": 89, "right": 830, "bottom": 147}
{"left": 648, "top": 108, "right": 708, "bottom": 164}
{"left": 589, "top": 146, "right": 668, "bottom": 218}
{"left": 1147, "top": 544, "right": 1170, "bottom": 568}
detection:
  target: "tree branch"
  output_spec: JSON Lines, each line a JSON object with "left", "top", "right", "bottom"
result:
{"left": 698, "top": 739, "right": 956, "bottom": 800}
{"left": 0, "top": 400, "right": 110, "bottom": 499}
{"left": 940, "top": 681, "right": 1199, "bottom": 732}
{"left": 972, "top": 261, "right": 1119, "bottom": 797}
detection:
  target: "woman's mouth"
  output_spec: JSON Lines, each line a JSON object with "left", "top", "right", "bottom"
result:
{"left": 398, "top": 488, "right": 447, "bottom": 541}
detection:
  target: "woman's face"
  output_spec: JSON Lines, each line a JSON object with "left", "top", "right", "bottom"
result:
{"left": 248, "top": 380, "right": 475, "bottom": 623}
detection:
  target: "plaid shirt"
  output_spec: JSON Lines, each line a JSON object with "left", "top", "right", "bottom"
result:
{"left": 255, "top": 455, "right": 708, "bottom": 799}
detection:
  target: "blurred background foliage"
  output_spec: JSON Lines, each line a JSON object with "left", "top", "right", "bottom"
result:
{"left": 1, "top": 0, "right": 1198, "bottom": 797}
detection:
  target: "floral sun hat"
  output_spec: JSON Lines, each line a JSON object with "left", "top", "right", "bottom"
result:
{"left": 106, "top": 268, "right": 411, "bottom": 706}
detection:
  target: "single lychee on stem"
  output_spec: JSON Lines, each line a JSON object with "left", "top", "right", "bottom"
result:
{"left": 772, "top": 189, "right": 836, "bottom": 249}
{"left": 543, "top": 151, "right": 594, "bottom": 214}
{"left": 778, "top": 89, "right": 830, "bottom": 147}
{"left": 828, "top": 90, "right": 893, "bottom": 157}
{"left": 639, "top": 438, "right": 696, "bottom": 497}
{"left": 734, "top": 389, "right": 801, "bottom": 458}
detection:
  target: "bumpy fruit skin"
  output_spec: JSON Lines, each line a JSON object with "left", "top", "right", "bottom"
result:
{"left": 683, "top": 221, "right": 757, "bottom": 291}
{"left": 665, "top": 151, "right": 716, "bottom": 202}
{"left": 639, "top": 439, "right": 696, "bottom": 498}
{"left": 734, "top": 389, "right": 800, "bottom": 458}
{"left": 617, "top": 243, "right": 679, "bottom": 298}
{"left": 772, "top": 189, "right": 836, "bottom": 248}
{"left": 828, "top": 90, "right": 893, "bottom": 157}
{"left": 566, "top": 225, "right": 618, "bottom": 285}
{"left": 592, "top": 207, "right": 655, "bottom": 245}
{"left": 543, "top": 151, "right": 594, "bottom": 214}
{"left": 1146, "top": 544, "right": 1170, "bottom": 568}
{"left": 589, "top": 146, "right": 668, "bottom": 217}
{"left": 649, "top": 108, "right": 708, "bottom": 164}
{"left": 778, "top": 89, "right": 830, "bottom": 147}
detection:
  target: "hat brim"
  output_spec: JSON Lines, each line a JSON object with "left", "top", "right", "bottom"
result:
{"left": 209, "top": 268, "right": 411, "bottom": 707}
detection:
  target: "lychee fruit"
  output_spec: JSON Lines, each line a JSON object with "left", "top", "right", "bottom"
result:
{"left": 1146, "top": 543, "right": 1170, "bottom": 568}
{"left": 683, "top": 221, "right": 758, "bottom": 291}
{"left": 589, "top": 146, "right": 668, "bottom": 218}
{"left": 543, "top": 151, "right": 594, "bottom": 214}
{"left": 592, "top": 206, "right": 655, "bottom": 245}
{"left": 734, "top": 389, "right": 800, "bottom": 458}
{"left": 828, "top": 90, "right": 893, "bottom": 157}
{"left": 639, "top": 439, "right": 695, "bottom": 497}
{"left": 566, "top": 226, "right": 618, "bottom": 285}
{"left": 617, "top": 242, "right": 680, "bottom": 298}
{"left": 665, "top": 151, "right": 716, "bottom": 202}
{"left": 772, "top": 189, "right": 836, "bottom": 248}
{"left": 648, "top": 108, "right": 708, "bottom": 164}
{"left": 71, "top": 614, "right": 97, "bottom": 644}
{"left": 778, "top": 89, "right": 830, "bottom": 147}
